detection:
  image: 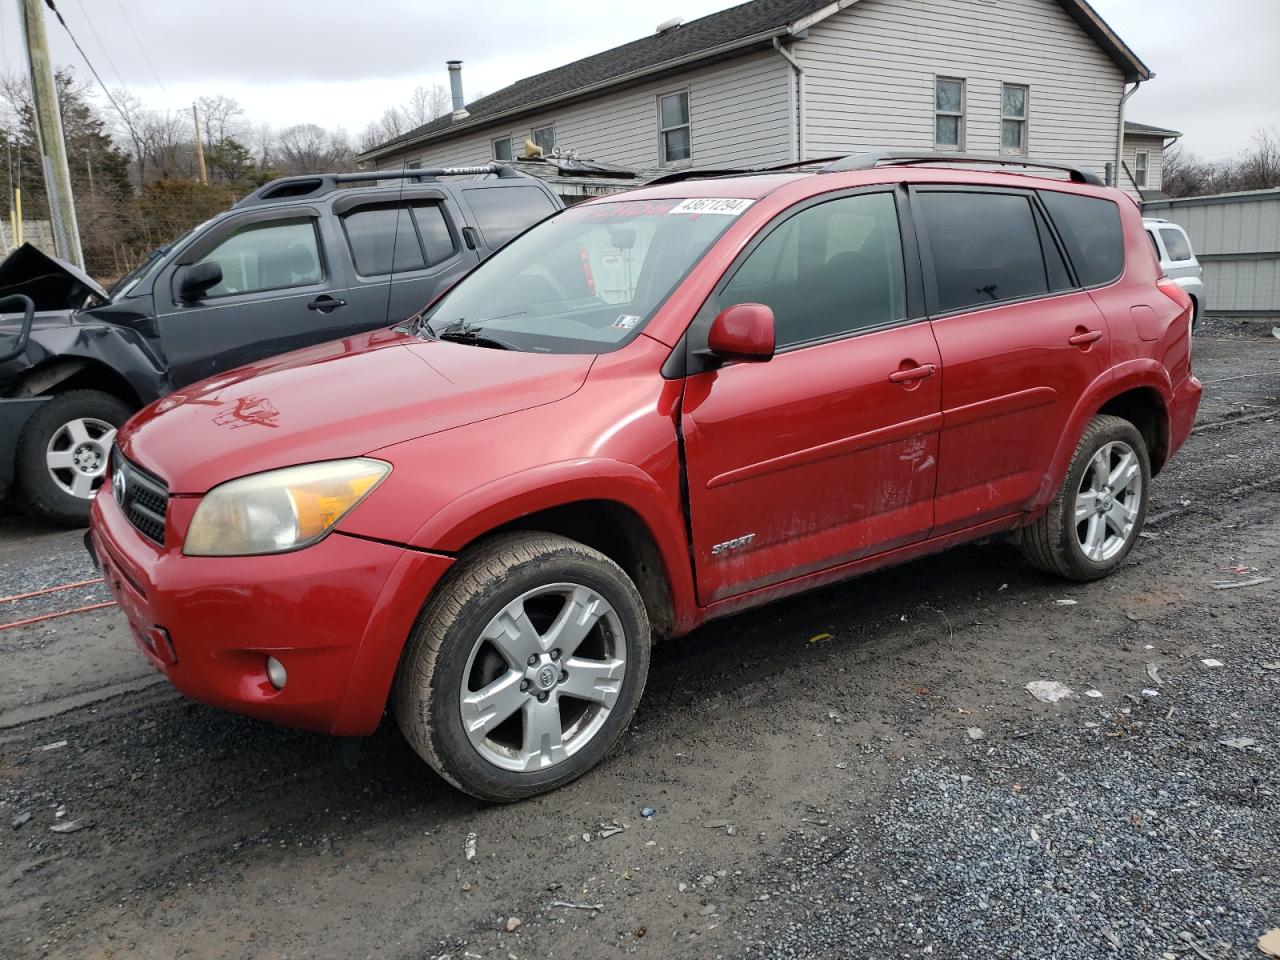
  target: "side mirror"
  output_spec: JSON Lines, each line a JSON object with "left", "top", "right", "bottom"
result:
{"left": 178, "top": 261, "right": 222, "bottom": 302}
{"left": 706, "top": 302, "right": 775, "bottom": 364}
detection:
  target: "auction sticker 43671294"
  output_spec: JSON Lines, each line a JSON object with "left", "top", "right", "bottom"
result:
{"left": 669, "top": 198, "right": 754, "bottom": 216}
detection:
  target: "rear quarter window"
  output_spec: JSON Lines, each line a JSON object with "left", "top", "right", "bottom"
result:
{"left": 1159, "top": 227, "right": 1193, "bottom": 261}
{"left": 1039, "top": 191, "right": 1125, "bottom": 287}
{"left": 462, "top": 186, "right": 557, "bottom": 248}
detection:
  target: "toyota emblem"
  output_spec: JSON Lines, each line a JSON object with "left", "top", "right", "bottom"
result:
{"left": 112, "top": 466, "right": 127, "bottom": 505}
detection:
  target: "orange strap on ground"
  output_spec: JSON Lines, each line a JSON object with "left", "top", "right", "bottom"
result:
{"left": 0, "top": 601, "right": 117, "bottom": 631}
{"left": 0, "top": 577, "right": 105, "bottom": 605}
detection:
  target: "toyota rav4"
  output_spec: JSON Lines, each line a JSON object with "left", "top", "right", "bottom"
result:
{"left": 88, "top": 152, "right": 1202, "bottom": 801}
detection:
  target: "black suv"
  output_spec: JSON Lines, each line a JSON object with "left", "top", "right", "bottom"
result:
{"left": 0, "top": 165, "right": 562, "bottom": 524}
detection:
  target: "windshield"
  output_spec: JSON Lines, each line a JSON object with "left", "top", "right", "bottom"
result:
{"left": 420, "top": 196, "right": 751, "bottom": 353}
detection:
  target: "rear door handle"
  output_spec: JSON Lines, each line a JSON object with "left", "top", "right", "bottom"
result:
{"left": 1067, "top": 329, "right": 1103, "bottom": 346}
{"left": 888, "top": 363, "right": 937, "bottom": 384}
{"left": 308, "top": 296, "right": 346, "bottom": 312}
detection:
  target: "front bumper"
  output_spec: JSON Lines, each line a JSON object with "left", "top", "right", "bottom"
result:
{"left": 89, "top": 487, "right": 454, "bottom": 736}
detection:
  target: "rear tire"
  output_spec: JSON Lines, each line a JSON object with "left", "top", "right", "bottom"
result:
{"left": 1021, "top": 414, "right": 1150, "bottom": 582}
{"left": 394, "top": 532, "right": 650, "bottom": 802}
{"left": 16, "top": 390, "right": 132, "bottom": 527}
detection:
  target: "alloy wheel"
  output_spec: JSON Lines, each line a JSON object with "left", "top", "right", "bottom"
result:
{"left": 459, "top": 582, "right": 626, "bottom": 773}
{"left": 1074, "top": 440, "right": 1142, "bottom": 563}
{"left": 46, "top": 417, "right": 116, "bottom": 500}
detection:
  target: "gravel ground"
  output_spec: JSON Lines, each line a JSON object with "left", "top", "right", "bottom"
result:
{"left": 0, "top": 325, "right": 1277, "bottom": 960}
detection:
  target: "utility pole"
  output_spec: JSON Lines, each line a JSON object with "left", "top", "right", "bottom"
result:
{"left": 192, "top": 104, "right": 208, "bottom": 184}
{"left": 18, "top": 0, "right": 84, "bottom": 268}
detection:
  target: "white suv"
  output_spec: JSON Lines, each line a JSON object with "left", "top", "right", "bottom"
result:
{"left": 1144, "top": 218, "right": 1205, "bottom": 329}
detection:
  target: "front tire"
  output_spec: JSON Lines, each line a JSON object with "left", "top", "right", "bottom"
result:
{"left": 16, "top": 390, "right": 133, "bottom": 527}
{"left": 1021, "top": 414, "right": 1150, "bottom": 582}
{"left": 394, "top": 533, "right": 650, "bottom": 802}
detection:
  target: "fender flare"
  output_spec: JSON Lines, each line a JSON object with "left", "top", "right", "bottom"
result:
{"left": 1029, "top": 360, "right": 1173, "bottom": 512}
{"left": 408, "top": 458, "right": 700, "bottom": 633}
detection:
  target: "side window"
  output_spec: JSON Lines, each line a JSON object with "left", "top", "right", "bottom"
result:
{"left": 1039, "top": 191, "right": 1125, "bottom": 287}
{"left": 918, "top": 191, "right": 1047, "bottom": 312}
{"left": 531, "top": 124, "right": 555, "bottom": 154}
{"left": 342, "top": 205, "right": 427, "bottom": 277}
{"left": 721, "top": 192, "right": 907, "bottom": 348}
{"left": 1159, "top": 227, "right": 1193, "bottom": 261}
{"left": 462, "top": 186, "right": 557, "bottom": 248}
{"left": 196, "top": 218, "right": 322, "bottom": 297}
{"left": 934, "top": 78, "right": 965, "bottom": 150}
{"left": 492, "top": 136, "right": 513, "bottom": 162}
{"left": 413, "top": 204, "right": 457, "bottom": 265}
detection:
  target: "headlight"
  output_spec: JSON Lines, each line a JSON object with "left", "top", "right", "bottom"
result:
{"left": 183, "top": 458, "right": 390, "bottom": 557}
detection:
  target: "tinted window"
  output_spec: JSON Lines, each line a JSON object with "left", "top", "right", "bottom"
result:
{"left": 918, "top": 192, "right": 1047, "bottom": 312}
{"left": 1039, "top": 191, "right": 1125, "bottom": 287}
{"left": 343, "top": 206, "right": 426, "bottom": 276}
{"left": 463, "top": 186, "right": 557, "bottom": 248}
{"left": 196, "top": 219, "right": 322, "bottom": 297}
{"left": 413, "top": 204, "right": 456, "bottom": 265}
{"left": 1160, "top": 227, "right": 1193, "bottom": 261}
{"left": 721, "top": 192, "right": 907, "bottom": 348}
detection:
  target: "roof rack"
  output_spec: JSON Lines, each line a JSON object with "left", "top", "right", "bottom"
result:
{"left": 234, "top": 164, "right": 525, "bottom": 208}
{"left": 821, "top": 152, "right": 1105, "bottom": 185}
{"left": 645, "top": 156, "right": 850, "bottom": 186}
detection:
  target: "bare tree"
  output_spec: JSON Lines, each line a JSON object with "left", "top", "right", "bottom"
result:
{"left": 196, "top": 94, "right": 247, "bottom": 148}
{"left": 277, "top": 123, "right": 355, "bottom": 173}
{"left": 360, "top": 107, "right": 405, "bottom": 153}
{"left": 1235, "top": 125, "right": 1280, "bottom": 192}
{"left": 407, "top": 84, "right": 450, "bottom": 125}
{"left": 252, "top": 121, "right": 275, "bottom": 169}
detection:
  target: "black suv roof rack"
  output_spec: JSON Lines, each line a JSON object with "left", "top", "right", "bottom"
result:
{"left": 820, "top": 151, "right": 1104, "bottom": 185}
{"left": 234, "top": 164, "right": 525, "bottom": 208}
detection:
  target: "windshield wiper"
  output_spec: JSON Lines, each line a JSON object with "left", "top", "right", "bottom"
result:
{"left": 430, "top": 319, "right": 519, "bottom": 351}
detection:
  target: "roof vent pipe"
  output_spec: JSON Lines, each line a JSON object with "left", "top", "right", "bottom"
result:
{"left": 446, "top": 61, "right": 469, "bottom": 119}
{"left": 655, "top": 17, "right": 683, "bottom": 34}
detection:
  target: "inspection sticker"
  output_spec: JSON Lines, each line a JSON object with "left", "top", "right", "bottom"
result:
{"left": 669, "top": 198, "right": 754, "bottom": 216}
{"left": 612, "top": 314, "right": 641, "bottom": 330}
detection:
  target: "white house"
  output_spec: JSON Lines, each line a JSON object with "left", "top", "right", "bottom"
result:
{"left": 1121, "top": 120, "right": 1182, "bottom": 198}
{"left": 361, "top": 0, "right": 1152, "bottom": 195}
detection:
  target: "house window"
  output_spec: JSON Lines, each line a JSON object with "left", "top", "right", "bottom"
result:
{"left": 1134, "top": 150, "right": 1149, "bottom": 188}
{"left": 658, "top": 90, "right": 691, "bottom": 164}
{"left": 531, "top": 124, "right": 555, "bottom": 154}
{"left": 492, "top": 137, "right": 513, "bottom": 162}
{"left": 1001, "top": 83, "right": 1028, "bottom": 154}
{"left": 406, "top": 160, "right": 422, "bottom": 170}
{"left": 934, "top": 78, "right": 965, "bottom": 150}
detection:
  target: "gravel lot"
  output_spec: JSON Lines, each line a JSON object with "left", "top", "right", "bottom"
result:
{"left": 1, "top": 320, "right": 1277, "bottom": 960}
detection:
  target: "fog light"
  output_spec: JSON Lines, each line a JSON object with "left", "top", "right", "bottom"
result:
{"left": 265, "top": 656, "right": 287, "bottom": 690}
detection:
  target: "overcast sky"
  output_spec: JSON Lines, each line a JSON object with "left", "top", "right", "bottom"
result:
{"left": 0, "top": 0, "right": 1275, "bottom": 159}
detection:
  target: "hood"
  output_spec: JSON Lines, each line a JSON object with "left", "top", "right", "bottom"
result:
{"left": 0, "top": 243, "right": 110, "bottom": 311}
{"left": 119, "top": 328, "right": 595, "bottom": 493}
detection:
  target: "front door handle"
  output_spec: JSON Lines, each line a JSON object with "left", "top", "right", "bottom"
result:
{"left": 1067, "top": 329, "right": 1103, "bottom": 346}
{"left": 888, "top": 363, "right": 937, "bottom": 384}
{"left": 308, "top": 295, "right": 347, "bottom": 312}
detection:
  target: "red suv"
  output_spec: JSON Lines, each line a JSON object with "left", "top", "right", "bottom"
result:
{"left": 89, "top": 153, "right": 1201, "bottom": 801}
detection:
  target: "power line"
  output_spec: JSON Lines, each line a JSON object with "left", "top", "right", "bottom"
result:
{"left": 113, "top": 0, "right": 166, "bottom": 93}
{"left": 69, "top": 0, "right": 130, "bottom": 96}
{"left": 40, "top": 0, "right": 131, "bottom": 122}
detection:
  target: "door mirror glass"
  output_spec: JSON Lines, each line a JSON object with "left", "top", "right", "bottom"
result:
{"left": 707, "top": 303, "right": 774, "bottom": 363}
{"left": 178, "top": 260, "right": 223, "bottom": 302}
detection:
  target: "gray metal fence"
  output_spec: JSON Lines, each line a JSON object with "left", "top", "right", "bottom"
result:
{"left": 1143, "top": 187, "right": 1280, "bottom": 320}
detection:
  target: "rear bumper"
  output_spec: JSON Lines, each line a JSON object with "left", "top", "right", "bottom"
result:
{"left": 89, "top": 488, "right": 454, "bottom": 736}
{"left": 1167, "top": 374, "right": 1203, "bottom": 462}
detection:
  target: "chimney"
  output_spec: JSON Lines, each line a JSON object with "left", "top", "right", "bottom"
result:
{"left": 446, "top": 61, "right": 469, "bottom": 120}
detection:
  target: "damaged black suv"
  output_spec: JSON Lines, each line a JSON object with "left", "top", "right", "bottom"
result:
{"left": 0, "top": 165, "right": 561, "bottom": 524}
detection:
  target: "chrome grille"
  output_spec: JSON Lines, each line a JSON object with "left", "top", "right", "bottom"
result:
{"left": 111, "top": 450, "right": 168, "bottom": 546}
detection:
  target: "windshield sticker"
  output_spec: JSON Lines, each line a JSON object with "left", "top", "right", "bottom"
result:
{"left": 669, "top": 198, "right": 754, "bottom": 216}
{"left": 612, "top": 314, "right": 641, "bottom": 330}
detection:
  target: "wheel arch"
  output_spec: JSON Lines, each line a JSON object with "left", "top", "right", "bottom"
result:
{"left": 405, "top": 460, "right": 699, "bottom": 640}
{"left": 1030, "top": 363, "right": 1173, "bottom": 513}
{"left": 14, "top": 356, "right": 143, "bottom": 409}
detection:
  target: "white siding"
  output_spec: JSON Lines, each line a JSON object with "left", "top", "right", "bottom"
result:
{"left": 794, "top": 0, "right": 1124, "bottom": 182}
{"left": 378, "top": 51, "right": 794, "bottom": 171}
{"left": 1122, "top": 133, "right": 1165, "bottom": 194}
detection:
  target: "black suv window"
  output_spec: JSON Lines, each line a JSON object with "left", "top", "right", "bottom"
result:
{"left": 196, "top": 218, "right": 323, "bottom": 297}
{"left": 918, "top": 191, "right": 1049, "bottom": 312}
{"left": 721, "top": 192, "right": 907, "bottom": 348}
{"left": 342, "top": 202, "right": 456, "bottom": 277}
{"left": 462, "top": 186, "right": 557, "bottom": 248}
{"left": 1039, "top": 191, "right": 1125, "bottom": 287}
